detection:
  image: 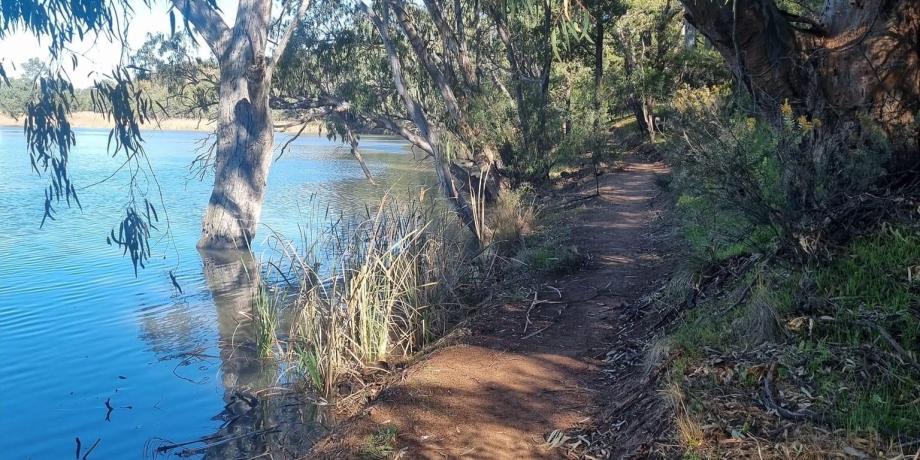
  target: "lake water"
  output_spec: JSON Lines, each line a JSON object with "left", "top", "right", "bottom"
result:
{"left": 0, "top": 127, "right": 434, "bottom": 458}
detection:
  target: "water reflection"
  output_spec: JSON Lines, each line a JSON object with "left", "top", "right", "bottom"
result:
{"left": 0, "top": 128, "right": 430, "bottom": 458}
{"left": 200, "top": 249, "right": 271, "bottom": 391}
{"left": 150, "top": 251, "right": 326, "bottom": 458}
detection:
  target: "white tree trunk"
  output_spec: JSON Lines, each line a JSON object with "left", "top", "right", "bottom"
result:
{"left": 196, "top": 0, "right": 274, "bottom": 249}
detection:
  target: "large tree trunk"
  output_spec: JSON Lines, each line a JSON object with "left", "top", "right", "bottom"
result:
{"left": 680, "top": 0, "right": 919, "bottom": 243}
{"left": 200, "top": 59, "right": 273, "bottom": 249}
{"left": 680, "top": 0, "right": 920, "bottom": 160}
{"left": 193, "top": 0, "right": 274, "bottom": 249}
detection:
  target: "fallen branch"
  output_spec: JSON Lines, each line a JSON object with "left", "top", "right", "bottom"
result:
{"left": 761, "top": 362, "right": 826, "bottom": 423}
{"left": 521, "top": 304, "right": 568, "bottom": 339}
{"left": 856, "top": 320, "right": 920, "bottom": 373}
{"left": 156, "top": 427, "right": 279, "bottom": 455}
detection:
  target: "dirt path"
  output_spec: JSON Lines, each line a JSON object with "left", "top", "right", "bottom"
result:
{"left": 314, "top": 158, "right": 671, "bottom": 458}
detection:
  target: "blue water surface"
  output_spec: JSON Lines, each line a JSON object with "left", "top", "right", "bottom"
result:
{"left": 0, "top": 126, "right": 432, "bottom": 458}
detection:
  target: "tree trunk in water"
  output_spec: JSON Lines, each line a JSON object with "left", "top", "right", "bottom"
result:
{"left": 186, "top": 0, "right": 274, "bottom": 250}
{"left": 199, "top": 63, "right": 273, "bottom": 249}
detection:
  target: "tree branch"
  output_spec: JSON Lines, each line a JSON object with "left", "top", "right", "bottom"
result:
{"left": 422, "top": 0, "right": 477, "bottom": 88}
{"left": 269, "top": 0, "right": 312, "bottom": 73}
{"left": 171, "top": 0, "right": 231, "bottom": 57}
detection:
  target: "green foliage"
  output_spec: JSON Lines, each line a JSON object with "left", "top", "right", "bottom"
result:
{"left": 668, "top": 86, "right": 891, "bottom": 256}
{"left": 253, "top": 287, "right": 282, "bottom": 358}
{"left": 669, "top": 226, "right": 920, "bottom": 439}
{"left": 129, "top": 33, "right": 218, "bottom": 118}
{"left": 801, "top": 228, "right": 920, "bottom": 435}
{"left": 675, "top": 193, "right": 778, "bottom": 264}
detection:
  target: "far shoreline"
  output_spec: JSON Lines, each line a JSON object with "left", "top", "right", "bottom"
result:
{"left": 0, "top": 111, "right": 325, "bottom": 134}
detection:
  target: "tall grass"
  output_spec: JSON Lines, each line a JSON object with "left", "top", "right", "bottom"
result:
{"left": 257, "top": 195, "right": 471, "bottom": 397}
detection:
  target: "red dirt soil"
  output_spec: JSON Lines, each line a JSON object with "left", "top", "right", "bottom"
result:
{"left": 312, "top": 159, "right": 672, "bottom": 459}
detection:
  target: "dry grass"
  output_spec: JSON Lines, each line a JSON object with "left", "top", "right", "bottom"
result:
{"left": 256, "top": 195, "right": 472, "bottom": 398}
{"left": 487, "top": 188, "right": 536, "bottom": 252}
{"left": 245, "top": 188, "right": 539, "bottom": 400}
{"left": 663, "top": 382, "right": 705, "bottom": 451}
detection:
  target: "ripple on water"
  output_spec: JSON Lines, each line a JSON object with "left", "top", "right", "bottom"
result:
{"left": 0, "top": 127, "right": 433, "bottom": 458}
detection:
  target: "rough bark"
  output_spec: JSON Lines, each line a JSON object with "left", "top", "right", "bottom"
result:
{"left": 196, "top": 0, "right": 274, "bottom": 249}
{"left": 680, "top": 0, "right": 920, "bottom": 159}
{"left": 173, "top": 0, "right": 310, "bottom": 249}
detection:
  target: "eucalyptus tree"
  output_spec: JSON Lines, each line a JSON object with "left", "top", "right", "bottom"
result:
{"left": 131, "top": 33, "right": 219, "bottom": 120}
{"left": 678, "top": 0, "right": 919, "bottom": 214}
{"left": 2, "top": 0, "right": 313, "bottom": 269}
{"left": 610, "top": 0, "right": 682, "bottom": 142}
{"left": 168, "top": 0, "right": 312, "bottom": 250}
{"left": 486, "top": 0, "right": 556, "bottom": 178}
{"left": 273, "top": 0, "right": 521, "bottom": 237}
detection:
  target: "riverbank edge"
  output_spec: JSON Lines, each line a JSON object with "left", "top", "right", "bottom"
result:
{"left": 306, "top": 154, "right": 674, "bottom": 458}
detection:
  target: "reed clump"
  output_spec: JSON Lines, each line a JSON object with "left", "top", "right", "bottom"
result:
{"left": 262, "top": 196, "right": 471, "bottom": 397}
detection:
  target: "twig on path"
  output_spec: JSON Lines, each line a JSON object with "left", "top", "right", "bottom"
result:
{"left": 523, "top": 290, "right": 540, "bottom": 334}
{"left": 523, "top": 288, "right": 568, "bottom": 334}
{"left": 557, "top": 193, "right": 600, "bottom": 209}
{"left": 521, "top": 304, "right": 569, "bottom": 339}
{"left": 545, "top": 285, "right": 562, "bottom": 299}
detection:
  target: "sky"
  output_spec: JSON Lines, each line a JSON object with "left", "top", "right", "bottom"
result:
{"left": 0, "top": 0, "right": 238, "bottom": 88}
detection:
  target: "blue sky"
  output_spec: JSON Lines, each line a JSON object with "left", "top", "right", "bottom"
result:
{"left": 0, "top": 0, "right": 238, "bottom": 88}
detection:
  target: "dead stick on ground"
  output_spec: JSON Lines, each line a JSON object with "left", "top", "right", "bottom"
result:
{"left": 523, "top": 290, "right": 539, "bottom": 334}
{"left": 857, "top": 320, "right": 920, "bottom": 373}
{"left": 762, "top": 362, "right": 825, "bottom": 423}
{"left": 522, "top": 304, "right": 569, "bottom": 339}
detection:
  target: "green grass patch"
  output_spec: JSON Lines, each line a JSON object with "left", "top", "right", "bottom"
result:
{"left": 359, "top": 424, "right": 398, "bottom": 459}
{"left": 667, "top": 226, "right": 920, "bottom": 438}
{"left": 804, "top": 226, "right": 920, "bottom": 435}
{"left": 519, "top": 244, "right": 586, "bottom": 274}
{"left": 675, "top": 193, "right": 778, "bottom": 264}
